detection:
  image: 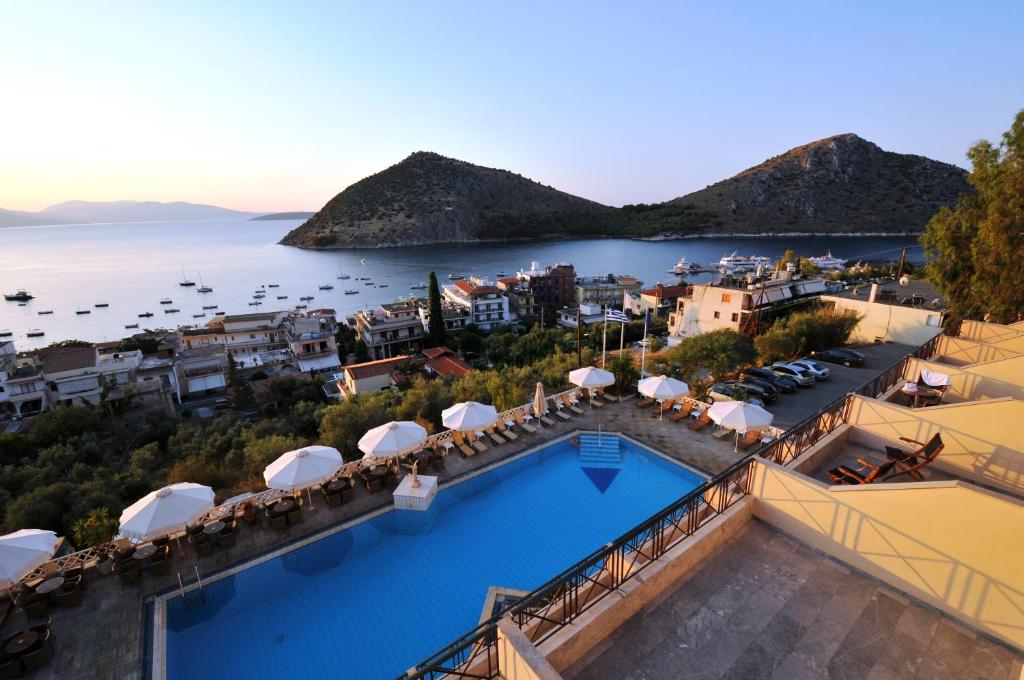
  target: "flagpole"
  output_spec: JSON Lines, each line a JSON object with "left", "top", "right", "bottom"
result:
{"left": 619, "top": 317, "right": 625, "bottom": 352}
{"left": 602, "top": 306, "right": 608, "bottom": 369}
{"left": 640, "top": 310, "right": 648, "bottom": 379}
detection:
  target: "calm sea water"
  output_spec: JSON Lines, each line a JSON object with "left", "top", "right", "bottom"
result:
{"left": 0, "top": 219, "right": 923, "bottom": 349}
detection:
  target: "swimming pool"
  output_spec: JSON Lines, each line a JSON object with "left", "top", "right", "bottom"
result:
{"left": 161, "top": 435, "right": 704, "bottom": 679}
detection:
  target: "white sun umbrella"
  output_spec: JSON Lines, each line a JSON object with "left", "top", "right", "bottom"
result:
{"left": 533, "top": 382, "right": 547, "bottom": 419}
{"left": 119, "top": 483, "right": 215, "bottom": 543}
{"left": 707, "top": 401, "right": 774, "bottom": 450}
{"left": 442, "top": 401, "right": 498, "bottom": 432}
{"left": 638, "top": 375, "right": 690, "bottom": 419}
{"left": 358, "top": 420, "right": 428, "bottom": 462}
{"left": 0, "top": 529, "right": 58, "bottom": 590}
{"left": 569, "top": 366, "right": 615, "bottom": 406}
{"left": 264, "top": 445, "right": 343, "bottom": 508}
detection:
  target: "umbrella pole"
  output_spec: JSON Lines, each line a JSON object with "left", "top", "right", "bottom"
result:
{"left": 307, "top": 487, "right": 314, "bottom": 509}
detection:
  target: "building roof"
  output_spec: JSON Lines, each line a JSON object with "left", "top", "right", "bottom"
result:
{"left": 827, "top": 278, "right": 945, "bottom": 309}
{"left": 425, "top": 355, "right": 472, "bottom": 379}
{"left": 454, "top": 280, "right": 499, "bottom": 296}
{"left": 641, "top": 285, "right": 690, "bottom": 299}
{"left": 497, "top": 276, "right": 521, "bottom": 286}
{"left": 36, "top": 346, "right": 97, "bottom": 373}
{"left": 343, "top": 355, "right": 412, "bottom": 380}
{"left": 221, "top": 312, "right": 281, "bottom": 324}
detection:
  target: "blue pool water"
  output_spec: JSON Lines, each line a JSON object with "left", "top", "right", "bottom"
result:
{"left": 164, "top": 436, "right": 704, "bottom": 679}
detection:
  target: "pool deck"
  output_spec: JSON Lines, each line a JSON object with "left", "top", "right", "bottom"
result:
{"left": 0, "top": 396, "right": 747, "bottom": 680}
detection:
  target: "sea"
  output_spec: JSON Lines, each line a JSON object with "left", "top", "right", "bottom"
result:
{"left": 0, "top": 219, "right": 924, "bottom": 349}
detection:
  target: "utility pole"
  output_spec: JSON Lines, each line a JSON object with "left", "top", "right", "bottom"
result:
{"left": 896, "top": 247, "right": 908, "bottom": 280}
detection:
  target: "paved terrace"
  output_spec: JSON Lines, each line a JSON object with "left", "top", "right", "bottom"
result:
{"left": 567, "top": 521, "right": 1023, "bottom": 680}
{"left": 0, "top": 341, "right": 922, "bottom": 679}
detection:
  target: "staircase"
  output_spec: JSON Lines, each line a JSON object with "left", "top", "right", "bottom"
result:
{"left": 578, "top": 433, "right": 621, "bottom": 467}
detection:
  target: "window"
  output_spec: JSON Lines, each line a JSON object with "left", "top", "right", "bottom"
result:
{"left": 731, "top": 313, "right": 739, "bottom": 322}
{"left": 721, "top": 293, "right": 731, "bottom": 303}
{"left": 713, "top": 311, "right": 720, "bottom": 319}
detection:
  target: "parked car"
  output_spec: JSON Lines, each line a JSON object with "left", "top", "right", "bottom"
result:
{"left": 769, "top": 363, "right": 815, "bottom": 386}
{"left": 811, "top": 347, "right": 866, "bottom": 367}
{"left": 707, "top": 383, "right": 766, "bottom": 407}
{"left": 737, "top": 376, "right": 781, "bottom": 400}
{"left": 791, "top": 358, "right": 831, "bottom": 380}
{"left": 726, "top": 379, "right": 777, "bottom": 403}
{"left": 742, "top": 367, "right": 798, "bottom": 393}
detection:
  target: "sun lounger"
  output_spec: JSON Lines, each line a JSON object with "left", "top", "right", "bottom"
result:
{"left": 827, "top": 459, "right": 898, "bottom": 485}
{"left": 636, "top": 397, "right": 656, "bottom": 408}
{"left": 596, "top": 388, "right": 617, "bottom": 402}
{"left": 540, "top": 414, "right": 556, "bottom": 427}
{"left": 688, "top": 410, "right": 712, "bottom": 431}
{"left": 514, "top": 412, "right": 538, "bottom": 433}
{"left": 554, "top": 407, "right": 571, "bottom": 421}
{"left": 736, "top": 430, "right": 764, "bottom": 451}
{"left": 485, "top": 427, "right": 506, "bottom": 446}
{"left": 469, "top": 432, "right": 489, "bottom": 453}
{"left": 712, "top": 426, "right": 732, "bottom": 439}
{"left": 652, "top": 401, "right": 675, "bottom": 418}
{"left": 669, "top": 403, "right": 694, "bottom": 422}
{"left": 451, "top": 431, "right": 476, "bottom": 457}
{"left": 497, "top": 420, "right": 519, "bottom": 440}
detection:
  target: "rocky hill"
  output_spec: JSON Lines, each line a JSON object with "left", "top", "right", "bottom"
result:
{"left": 667, "top": 134, "right": 969, "bottom": 234}
{"left": 282, "top": 137, "right": 970, "bottom": 249}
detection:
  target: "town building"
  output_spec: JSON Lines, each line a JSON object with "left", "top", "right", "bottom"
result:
{"left": 334, "top": 355, "right": 413, "bottom": 399}
{"left": 820, "top": 278, "right": 946, "bottom": 345}
{"left": 638, "top": 283, "right": 692, "bottom": 317}
{"left": 286, "top": 315, "right": 341, "bottom": 375}
{"left": 668, "top": 273, "right": 828, "bottom": 337}
{"left": 177, "top": 312, "right": 288, "bottom": 367}
{"left": 173, "top": 346, "right": 228, "bottom": 402}
{"left": 556, "top": 303, "right": 606, "bottom": 329}
{"left": 6, "top": 345, "right": 144, "bottom": 410}
{"left": 353, "top": 301, "right": 427, "bottom": 360}
{"left": 414, "top": 297, "right": 470, "bottom": 334}
{"left": 496, "top": 276, "right": 538, "bottom": 322}
{"left": 576, "top": 274, "right": 643, "bottom": 308}
{"left": 0, "top": 340, "right": 18, "bottom": 417}
{"left": 421, "top": 347, "right": 472, "bottom": 379}
{"left": 443, "top": 277, "right": 513, "bottom": 331}
{"left": 502, "top": 262, "right": 576, "bottom": 320}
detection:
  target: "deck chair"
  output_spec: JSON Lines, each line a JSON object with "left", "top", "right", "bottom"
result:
{"left": 484, "top": 425, "right": 507, "bottom": 446}
{"left": 828, "top": 459, "right": 898, "bottom": 485}
{"left": 563, "top": 394, "right": 584, "bottom": 415}
{"left": 670, "top": 403, "right": 694, "bottom": 422}
{"left": 552, "top": 400, "right": 571, "bottom": 420}
{"left": 636, "top": 397, "right": 656, "bottom": 408}
{"left": 688, "top": 410, "right": 712, "bottom": 431}
{"left": 652, "top": 401, "right": 675, "bottom": 418}
{"left": 451, "top": 431, "right": 476, "bottom": 458}
{"left": 514, "top": 411, "right": 537, "bottom": 433}
{"left": 496, "top": 419, "right": 519, "bottom": 440}
{"left": 468, "top": 431, "right": 489, "bottom": 453}
{"left": 597, "top": 387, "right": 617, "bottom": 402}
{"left": 883, "top": 433, "right": 944, "bottom": 482}
{"left": 737, "top": 429, "right": 764, "bottom": 451}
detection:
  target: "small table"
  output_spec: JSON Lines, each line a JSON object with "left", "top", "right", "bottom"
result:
{"left": 4, "top": 630, "right": 39, "bottom": 656}
{"left": 369, "top": 466, "right": 388, "bottom": 478}
{"left": 133, "top": 544, "right": 158, "bottom": 561}
{"left": 35, "top": 576, "right": 65, "bottom": 596}
{"left": 326, "top": 479, "right": 349, "bottom": 493}
{"left": 900, "top": 384, "right": 941, "bottom": 408}
{"left": 203, "top": 521, "right": 225, "bottom": 536}
{"left": 272, "top": 499, "right": 294, "bottom": 515}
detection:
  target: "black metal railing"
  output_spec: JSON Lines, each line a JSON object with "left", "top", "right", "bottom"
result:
{"left": 758, "top": 395, "right": 851, "bottom": 467}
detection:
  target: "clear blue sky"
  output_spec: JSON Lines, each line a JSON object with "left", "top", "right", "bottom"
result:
{"left": 1, "top": 1, "right": 1020, "bottom": 212}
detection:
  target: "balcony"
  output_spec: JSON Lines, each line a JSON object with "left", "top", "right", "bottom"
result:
{"left": 181, "top": 364, "right": 226, "bottom": 379}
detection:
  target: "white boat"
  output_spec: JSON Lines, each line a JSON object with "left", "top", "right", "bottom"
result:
{"left": 360, "top": 258, "right": 368, "bottom": 265}
{"left": 668, "top": 257, "right": 704, "bottom": 275}
{"left": 37, "top": 310, "right": 53, "bottom": 315}
{"left": 124, "top": 324, "right": 139, "bottom": 329}
{"left": 409, "top": 282, "right": 427, "bottom": 290}
{"left": 319, "top": 284, "right": 334, "bottom": 290}
{"left": 203, "top": 304, "right": 218, "bottom": 310}
{"left": 718, "top": 252, "right": 773, "bottom": 272}
{"left": 196, "top": 271, "right": 212, "bottom": 293}
{"left": 447, "top": 273, "right": 464, "bottom": 280}
{"left": 344, "top": 289, "right": 359, "bottom": 295}
{"left": 300, "top": 295, "right": 314, "bottom": 301}
{"left": 178, "top": 265, "right": 195, "bottom": 287}
{"left": 0, "top": 330, "right": 11, "bottom": 338}
{"left": 807, "top": 251, "right": 847, "bottom": 271}
{"left": 160, "top": 298, "right": 172, "bottom": 304}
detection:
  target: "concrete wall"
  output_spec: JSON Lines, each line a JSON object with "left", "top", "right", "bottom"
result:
{"left": 498, "top": 619, "right": 563, "bottom": 680}
{"left": 905, "top": 356, "right": 1024, "bottom": 403}
{"left": 933, "top": 335, "right": 1022, "bottom": 366}
{"left": 821, "top": 295, "right": 943, "bottom": 345}
{"left": 845, "top": 394, "right": 1024, "bottom": 496}
{"left": 750, "top": 459, "right": 1024, "bottom": 651}
{"left": 959, "top": 320, "right": 1024, "bottom": 349}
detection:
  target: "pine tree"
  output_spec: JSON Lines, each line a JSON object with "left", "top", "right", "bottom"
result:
{"left": 427, "top": 271, "right": 446, "bottom": 347}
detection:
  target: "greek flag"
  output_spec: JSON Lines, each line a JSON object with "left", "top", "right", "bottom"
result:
{"left": 604, "top": 308, "right": 629, "bottom": 323}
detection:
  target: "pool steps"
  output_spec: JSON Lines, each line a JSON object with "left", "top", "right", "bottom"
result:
{"left": 578, "top": 434, "right": 621, "bottom": 467}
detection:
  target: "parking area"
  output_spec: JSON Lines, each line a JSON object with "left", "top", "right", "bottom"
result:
{"left": 763, "top": 342, "right": 917, "bottom": 429}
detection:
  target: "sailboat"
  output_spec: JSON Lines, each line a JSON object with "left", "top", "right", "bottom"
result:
{"left": 337, "top": 265, "right": 350, "bottom": 280}
{"left": 178, "top": 265, "right": 195, "bottom": 287}
{"left": 197, "top": 271, "right": 213, "bottom": 293}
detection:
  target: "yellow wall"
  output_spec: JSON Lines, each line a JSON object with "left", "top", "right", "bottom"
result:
{"left": 821, "top": 295, "right": 942, "bottom": 345}
{"left": 959, "top": 320, "right": 1024, "bottom": 348}
{"left": 934, "top": 335, "right": 1022, "bottom": 366}
{"left": 751, "top": 460, "right": 1024, "bottom": 650}
{"left": 845, "top": 394, "right": 1024, "bottom": 497}
{"left": 905, "top": 356, "right": 1024, "bottom": 403}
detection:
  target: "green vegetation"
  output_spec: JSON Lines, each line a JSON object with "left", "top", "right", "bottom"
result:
{"left": 754, "top": 309, "right": 862, "bottom": 363}
{"left": 922, "top": 109, "right": 1024, "bottom": 325}
{"left": 667, "top": 329, "right": 757, "bottom": 384}
{"left": 45, "top": 339, "right": 92, "bottom": 348}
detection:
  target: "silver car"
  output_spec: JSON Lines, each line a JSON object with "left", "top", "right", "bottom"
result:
{"left": 792, "top": 358, "right": 831, "bottom": 380}
{"left": 770, "top": 363, "right": 815, "bottom": 386}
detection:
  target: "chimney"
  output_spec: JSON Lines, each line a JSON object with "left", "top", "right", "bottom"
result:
{"left": 869, "top": 283, "right": 879, "bottom": 303}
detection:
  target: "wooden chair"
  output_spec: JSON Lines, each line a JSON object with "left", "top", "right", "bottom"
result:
{"left": 451, "top": 431, "right": 476, "bottom": 457}
{"left": 669, "top": 403, "right": 693, "bottom": 422}
{"left": 688, "top": 410, "right": 712, "bottom": 431}
{"left": 884, "top": 434, "right": 944, "bottom": 482}
{"left": 652, "top": 401, "right": 675, "bottom": 418}
{"left": 468, "top": 432, "right": 489, "bottom": 453}
{"left": 597, "top": 387, "right": 617, "bottom": 402}
{"left": 737, "top": 430, "right": 764, "bottom": 451}
{"left": 636, "top": 397, "right": 656, "bottom": 408}
{"left": 484, "top": 426, "right": 506, "bottom": 445}
{"left": 828, "top": 459, "right": 898, "bottom": 485}
{"left": 497, "top": 420, "right": 519, "bottom": 440}
{"left": 514, "top": 411, "right": 538, "bottom": 433}
{"left": 564, "top": 394, "right": 585, "bottom": 415}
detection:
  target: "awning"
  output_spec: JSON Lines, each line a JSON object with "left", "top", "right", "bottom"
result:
{"left": 297, "top": 355, "right": 342, "bottom": 373}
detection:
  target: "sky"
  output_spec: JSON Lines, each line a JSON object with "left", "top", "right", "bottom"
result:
{"left": 1, "top": 1, "right": 1021, "bottom": 213}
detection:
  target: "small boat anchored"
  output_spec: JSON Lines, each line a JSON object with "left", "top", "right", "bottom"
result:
{"left": 0, "top": 330, "right": 11, "bottom": 338}
{"left": 164, "top": 308, "right": 180, "bottom": 313}
{"left": 669, "top": 257, "right": 705, "bottom": 275}
{"left": 138, "top": 312, "right": 154, "bottom": 318}
{"left": 202, "top": 304, "right": 218, "bottom": 310}
{"left": 94, "top": 302, "right": 109, "bottom": 308}
{"left": 344, "top": 289, "right": 359, "bottom": 295}
{"left": 447, "top": 273, "right": 464, "bottom": 280}
{"left": 27, "top": 329, "right": 44, "bottom": 338}
{"left": 125, "top": 323, "right": 139, "bottom": 329}
{"left": 300, "top": 295, "right": 314, "bottom": 301}
{"left": 268, "top": 283, "right": 280, "bottom": 288}
{"left": 409, "top": 282, "right": 427, "bottom": 290}
{"left": 193, "top": 313, "right": 206, "bottom": 318}
{"left": 3, "top": 290, "right": 33, "bottom": 302}
{"left": 319, "top": 284, "right": 334, "bottom": 290}
{"left": 277, "top": 295, "right": 288, "bottom": 300}
{"left": 196, "top": 272, "right": 212, "bottom": 293}
{"left": 178, "top": 265, "right": 195, "bottom": 287}
{"left": 75, "top": 310, "right": 91, "bottom": 315}
{"left": 37, "top": 310, "right": 53, "bottom": 315}
{"left": 159, "top": 298, "right": 173, "bottom": 305}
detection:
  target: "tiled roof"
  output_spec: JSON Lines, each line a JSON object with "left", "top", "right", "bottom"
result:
{"left": 343, "top": 355, "right": 412, "bottom": 380}
{"left": 426, "top": 355, "right": 472, "bottom": 379}
{"left": 422, "top": 347, "right": 452, "bottom": 359}
{"left": 453, "top": 280, "right": 499, "bottom": 296}
{"left": 497, "top": 276, "right": 521, "bottom": 286}
{"left": 642, "top": 285, "right": 689, "bottom": 298}
{"left": 37, "top": 346, "right": 97, "bottom": 373}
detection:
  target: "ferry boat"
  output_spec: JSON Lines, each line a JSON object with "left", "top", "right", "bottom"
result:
{"left": 75, "top": 310, "right": 91, "bottom": 315}
{"left": 94, "top": 302, "right": 109, "bottom": 308}
{"left": 718, "top": 252, "right": 773, "bottom": 272}
{"left": 139, "top": 312, "right": 154, "bottom": 318}
{"left": 37, "top": 310, "right": 53, "bottom": 315}
{"left": 3, "top": 290, "right": 33, "bottom": 302}
{"left": 124, "top": 324, "right": 139, "bottom": 329}
{"left": 807, "top": 251, "right": 846, "bottom": 271}
{"left": 27, "top": 329, "right": 44, "bottom": 338}
{"left": 319, "top": 284, "right": 334, "bottom": 290}
{"left": 159, "top": 298, "right": 172, "bottom": 304}
{"left": 447, "top": 273, "right": 464, "bottom": 280}
{"left": 178, "top": 265, "right": 195, "bottom": 287}
{"left": 668, "top": 257, "right": 705, "bottom": 275}
{"left": 344, "top": 289, "right": 359, "bottom": 295}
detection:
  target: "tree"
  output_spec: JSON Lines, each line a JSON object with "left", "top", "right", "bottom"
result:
{"left": 427, "top": 272, "right": 446, "bottom": 347}
{"left": 669, "top": 329, "right": 756, "bottom": 382}
{"left": 609, "top": 352, "right": 639, "bottom": 393}
{"left": 354, "top": 338, "right": 370, "bottom": 362}
{"left": 395, "top": 376, "right": 452, "bottom": 431}
{"left": 118, "top": 336, "right": 160, "bottom": 355}
{"left": 754, "top": 309, "right": 861, "bottom": 363}
{"left": 226, "top": 359, "right": 255, "bottom": 410}
{"left": 318, "top": 392, "right": 396, "bottom": 459}
{"left": 71, "top": 507, "right": 119, "bottom": 548}
{"left": 922, "top": 109, "right": 1024, "bottom": 324}
{"left": 45, "top": 339, "right": 92, "bottom": 348}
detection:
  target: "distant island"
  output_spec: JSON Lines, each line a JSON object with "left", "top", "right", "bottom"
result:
{"left": 0, "top": 200, "right": 257, "bottom": 227}
{"left": 281, "top": 134, "right": 969, "bottom": 249}
{"left": 251, "top": 211, "right": 315, "bottom": 221}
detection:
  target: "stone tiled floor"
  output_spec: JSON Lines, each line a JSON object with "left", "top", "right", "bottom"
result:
{"left": 565, "top": 521, "right": 1023, "bottom": 680}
